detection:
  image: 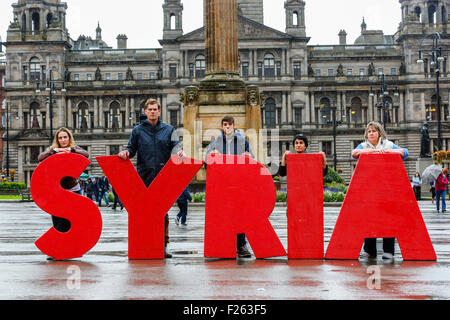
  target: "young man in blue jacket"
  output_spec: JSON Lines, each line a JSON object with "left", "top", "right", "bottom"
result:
{"left": 118, "top": 98, "right": 185, "bottom": 258}
{"left": 205, "top": 116, "right": 254, "bottom": 258}
{"left": 175, "top": 187, "right": 193, "bottom": 227}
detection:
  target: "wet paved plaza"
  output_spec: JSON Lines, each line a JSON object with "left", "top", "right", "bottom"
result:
{"left": 0, "top": 200, "right": 450, "bottom": 300}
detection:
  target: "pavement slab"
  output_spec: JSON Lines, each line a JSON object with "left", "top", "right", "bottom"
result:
{"left": 0, "top": 201, "right": 449, "bottom": 300}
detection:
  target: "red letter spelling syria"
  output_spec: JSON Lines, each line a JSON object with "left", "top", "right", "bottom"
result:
{"left": 32, "top": 153, "right": 102, "bottom": 260}
{"left": 97, "top": 155, "right": 203, "bottom": 259}
{"left": 286, "top": 154, "right": 324, "bottom": 259}
{"left": 204, "top": 154, "right": 286, "bottom": 258}
{"left": 325, "top": 154, "right": 436, "bottom": 261}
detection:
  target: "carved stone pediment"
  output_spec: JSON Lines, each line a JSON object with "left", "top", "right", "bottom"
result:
{"left": 17, "top": 129, "right": 50, "bottom": 140}
{"left": 179, "top": 15, "right": 293, "bottom": 42}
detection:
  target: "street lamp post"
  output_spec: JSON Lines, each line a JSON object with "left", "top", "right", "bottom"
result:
{"left": 36, "top": 69, "right": 66, "bottom": 144}
{"left": 323, "top": 104, "right": 342, "bottom": 172}
{"left": 370, "top": 74, "right": 399, "bottom": 131}
{"left": 5, "top": 101, "right": 9, "bottom": 178}
{"left": 417, "top": 32, "right": 446, "bottom": 151}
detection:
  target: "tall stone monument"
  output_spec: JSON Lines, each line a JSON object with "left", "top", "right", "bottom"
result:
{"left": 183, "top": 0, "right": 264, "bottom": 184}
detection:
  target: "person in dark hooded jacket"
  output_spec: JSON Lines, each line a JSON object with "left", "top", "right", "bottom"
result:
{"left": 118, "top": 98, "right": 185, "bottom": 258}
{"left": 278, "top": 133, "right": 328, "bottom": 177}
{"left": 205, "top": 115, "right": 254, "bottom": 258}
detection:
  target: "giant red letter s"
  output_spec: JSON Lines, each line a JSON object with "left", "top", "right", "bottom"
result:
{"left": 204, "top": 154, "right": 286, "bottom": 258}
{"left": 325, "top": 154, "right": 436, "bottom": 261}
{"left": 31, "top": 153, "right": 102, "bottom": 260}
{"left": 97, "top": 155, "right": 203, "bottom": 259}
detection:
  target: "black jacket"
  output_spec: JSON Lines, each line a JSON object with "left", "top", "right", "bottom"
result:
{"left": 126, "top": 119, "right": 181, "bottom": 184}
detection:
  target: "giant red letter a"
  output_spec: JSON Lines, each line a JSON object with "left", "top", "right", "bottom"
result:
{"left": 325, "top": 154, "right": 436, "bottom": 261}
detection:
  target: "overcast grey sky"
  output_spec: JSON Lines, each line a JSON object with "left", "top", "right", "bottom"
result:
{"left": 0, "top": 0, "right": 402, "bottom": 50}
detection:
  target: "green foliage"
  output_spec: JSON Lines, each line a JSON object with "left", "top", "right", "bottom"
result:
{"left": 276, "top": 192, "right": 287, "bottom": 203}
{"left": 323, "top": 167, "right": 345, "bottom": 184}
{"left": 193, "top": 192, "right": 206, "bottom": 203}
{"left": 0, "top": 182, "right": 27, "bottom": 190}
{"left": 323, "top": 190, "right": 346, "bottom": 202}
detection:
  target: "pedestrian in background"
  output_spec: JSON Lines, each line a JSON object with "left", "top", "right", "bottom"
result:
{"left": 435, "top": 168, "right": 448, "bottom": 213}
{"left": 111, "top": 187, "right": 123, "bottom": 211}
{"left": 352, "top": 121, "right": 409, "bottom": 261}
{"left": 174, "top": 187, "right": 193, "bottom": 227}
{"left": 430, "top": 180, "right": 436, "bottom": 204}
{"left": 97, "top": 174, "right": 110, "bottom": 207}
{"left": 412, "top": 172, "right": 422, "bottom": 201}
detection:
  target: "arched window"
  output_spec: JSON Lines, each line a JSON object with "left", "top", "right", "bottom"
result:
{"left": 31, "top": 12, "right": 40, "bottom": 34}
{"left": 30, "top": 57, "right": 41, "bottom": 82}
{"left": 415, "top": 6, "right": 422, "bottom": 22}
{"left": 195, "top": 55, "right": 205, "bottom": 78}
{"left": 442, "top": 6, "right": 447, "bottom": 24}
{"left": 348, "top": 97, "right": 362, "bottom": 124}
{"left": 21, "top": 13, "right": 27, "bottom": 31}
{"left": 170, "top": 14, "right": 176, "bottom": 30}
{"left": 110, "top": 101, "right": 120, "bottom": 131}
{"left": 293, "top": 11, "right": 299, "bottom": 27}
{"left": 319, "top": 97, "right": 331, "bottom": 125}
{"left": 78, "top": 102, "right": 89, "bottom": 133}
{"left": 429, "top": 5, "right": 437, "bottom": 25}
{"left": 30, "top": 102, "right": 41, "bottom": 129}
{"left": 264, "top": 53, "right": 275, "bottom": 78}
{"left": 46, "top": 13, "right": 53, "bottom": 28}
{"left": 265, "top": 98, "right": 276, "bottom": 127}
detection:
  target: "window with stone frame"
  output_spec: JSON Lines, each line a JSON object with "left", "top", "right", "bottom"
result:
{"left": 170, "top": 110, "right": 178, "bottom": 127}
{"left": 293, "top": 61, "right": 301, "bottom": 79}
{"left": 321, "top": 141, "right": 333, "bottom": 157}
{"left": 109, "top": 145, "right": 121, "bottom": 156}
{"left": 264, "top": 98, "right": 276, "bottom": 128}
{"left": 169, "top": 64, "right": 177, "bottom": 81}
{"left": 29, "top": 57, "right": 41, "bottom": 82}
{"left": 294, "top": 108, "right": 302, "bottom": 126}
{"left": 264, "top": 53, "right": 275, "bottom": 78}
{"left": 242, "top": 62, "right": 249, "bottom": 78}
{"left": 195, "top": 55, "right": 205, "bottom": 79}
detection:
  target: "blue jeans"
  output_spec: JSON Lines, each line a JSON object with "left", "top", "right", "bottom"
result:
{"left": 436, "top": 190, "right": 447, "bottom": 212}
{"left": 98, "top": 190, "right": 110, "bottom": 206}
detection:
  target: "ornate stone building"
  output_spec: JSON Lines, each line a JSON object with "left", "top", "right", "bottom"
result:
{"left": 2, "top": 0, "right": 450, "bottom": 186}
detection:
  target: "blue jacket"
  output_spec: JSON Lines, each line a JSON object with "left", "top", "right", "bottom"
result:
{"left": 205, "top": 130, "right": 253, "bottom": 158}
{"left": 126, "top": 119, "right": 181, "bottom": 179}
{"left": 177, "top": 187, "right": 192, "bottom": 203}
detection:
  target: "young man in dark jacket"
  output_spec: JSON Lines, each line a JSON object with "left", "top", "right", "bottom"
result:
{"left": 97, "top": 174, "right": 110, "bottom": 207}
{"left": 175, "top": 187, "right": 193, "bottom": 227}
{"left": 118, "top": 98, "right": 185, "bottom": 258}
{"left": 205, "top": 115, "right": 254, "bottom": 258}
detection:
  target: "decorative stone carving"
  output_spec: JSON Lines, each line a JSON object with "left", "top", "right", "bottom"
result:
{"left": 246, "top": 85, "right": 261, "bottom": 107}
{"left": 183, "top": 86, "right": 199, "bottom": 107}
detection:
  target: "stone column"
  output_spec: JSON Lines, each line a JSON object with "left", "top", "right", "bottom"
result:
{"left": 282, "top": 92, "right": 287, "bottom": 123}
{"left": 125, "top": 96, "right": 130, "bottom": 127}
{"left": 93, "top": 97, "right": 98, "bottom": 127}
{"left": 67, "top": 98, "right": 72, "bottom": 129}
{"left": 204, "top": 0, "right": 239, "bottom": 75}
{"left": 99, "top": 97, "right": 103, "bottom": 128}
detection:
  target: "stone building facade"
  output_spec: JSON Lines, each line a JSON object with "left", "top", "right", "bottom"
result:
{"left": 0, "top": 56, "right": 6, "bottom": 171}
{"left": 2, "top": 0, "right": 450, "bottom": 186}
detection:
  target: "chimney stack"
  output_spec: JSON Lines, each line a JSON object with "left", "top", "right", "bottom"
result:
{"left": 117, "top": 34, "right": 128, "bottom": 49}
{"left": 338, "top": 30, "right": 347, "bottom": 45}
